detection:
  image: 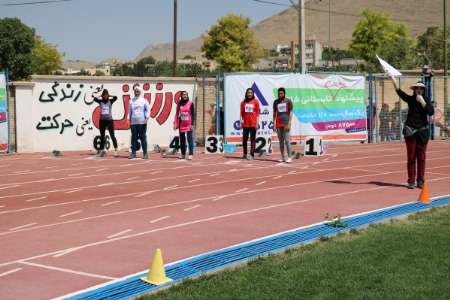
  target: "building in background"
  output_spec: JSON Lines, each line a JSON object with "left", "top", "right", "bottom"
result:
{"left": 257, "top": 37, "right": 323, "bottom": 70}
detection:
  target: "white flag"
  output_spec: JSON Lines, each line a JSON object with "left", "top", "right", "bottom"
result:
{"left": 376, "top": 55, "right": 402, "bottom": 77}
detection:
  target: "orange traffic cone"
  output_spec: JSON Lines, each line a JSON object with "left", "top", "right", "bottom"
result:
{"left": 141, "top": 248, "right": 172, "bottom": 286}
{"left": 418, "top": 182, "right": 431, "bottom": 204}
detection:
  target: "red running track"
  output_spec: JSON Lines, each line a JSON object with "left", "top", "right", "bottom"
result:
{"left": 1, "top": 141, "right": 450, "bottom": 300}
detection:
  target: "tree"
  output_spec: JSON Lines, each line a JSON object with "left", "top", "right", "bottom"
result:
{"left": 322, "top": 47, "right": 353, "bottom": 67}
{"left": 0, "top": 18, "right": 34, "bottom": 80}
{"left": 202, "top": 14, "right": 260, "bottom": 72}
{"left": 134, "top": 56, "right": 156, "bottom": 76}
{"left": 94, "top": 70, "right": 105, "bottom": 76}
{"left": 31, "top": 35, "right": 63, "bottom": 75}
{"left": 416, "top": 26, "right": 449, "bottom": 69}
{"left": 349, "top": 9, "right": 416, "bottom": 72}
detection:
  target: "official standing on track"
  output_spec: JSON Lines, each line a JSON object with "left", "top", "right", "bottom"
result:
{"left": 94, "top": 89, "right": 119, "bottom": 158}
{"left": 389, "top": 76, "right": 434, "bottom": 189}
{"left": 174, "top": 91, "right": 195, "bottom": 160}
{"left": 128, "top": 86, "right": 150, "bottom": 160}
{"left": 240, "top": 88, "right": 260, "bottom": 160}
{"left": 273, "top": 87, "right": 294, "bottom": 163}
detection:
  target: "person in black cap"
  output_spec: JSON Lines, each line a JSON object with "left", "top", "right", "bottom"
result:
{"left": 389, "top": 76, "right": 434, "bottom": 189}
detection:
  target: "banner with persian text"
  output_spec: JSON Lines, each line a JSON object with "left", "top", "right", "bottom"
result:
{"left": 224, "top": 73, "right": 367, "bottom": 143}
{"left": 0, "top": 72, "right": 8, "bottom": 152}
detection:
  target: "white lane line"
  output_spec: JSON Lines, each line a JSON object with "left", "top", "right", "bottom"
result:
{"left": 151, "top": 171, "right": 162, "bottom": 175}
{"left": 163, "top": 185, "right": 178, "bottom": 191}
{"left": 0, "top": 268, "right": 22, "bottom": 278}
{"left": 2, "top": 165, "right": 450, "bottom": 237}
{"left": 235, "top": 188, "right": 249, "bottom": 193}
{"left": 135, "top": 190, "right": 156, "bottom": 198}
{"left": 59, "top": 210, "right": 82, "bottom": 218}
{"left": 150, "top": 216, "right": 170, "bottom": 224}
{"left": 0, "top": 185, "right": 19, "bottom": 190}
{"left": 2, "top": 161, "right": 450, "bottom": 236}
{"left": 96, "top": 168, "right": 109, "bottom": 172}
{"left": 210, "top": 173, "right": 220, "bottom": 177}
{"left": 273, "top": 175, "right": 282, "bottom": 180}
{"left": 212, "top": 195, "right": 228, "bottom": 202}
{"left": 183, "top": 205, "right": 201, "bottom": 212}
{"left": 107, "top": 229, "right": 132, "bottom": 239}
{"left": 188, "top": 179, "right": 201, "bottom": 183}
{"left": 65, "top": 189, "right": 82, "bottom": 194}
{"left": 125, "top": 176, "right": 140, "bottom": 181}
{"left": 288, "top": 171, "right": 297, "bottom": 175}
{"left": 428, "top": 171, "right": 450, "bottom": 176}
{"left": 0, "top": 205, "right": 4, "bottom": 209}
{"left": 19, "top": 262, "right": 117, "bottom": 280}
{"left": 0, "top": 152, "right": 447, "bottom": 200}
{"left": 52, "top": 248, "right": 80, "bottom": 258}
{"left": 25, "top": 196, "right": 47, "bottom": 202}
{"left": 9, "top": 223, "right": 37, "bottom": 231}
{"left": 255, "top": 181, "right": 266, "bottom": 186}
{"left": 97, "top": 183, "right": 114, "bottom": 187}
{"left": 5, "top": 182, "right": 428, "bottom": 270}
{"left": 101, "top": 201, "right": 121, "bottom": 207}
{"left": 68, "top": 173, "right": 84, "bottom": 177}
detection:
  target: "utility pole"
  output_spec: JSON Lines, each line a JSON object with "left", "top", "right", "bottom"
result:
{"left": 290, "top": 40, "right": 296, "bottom": 69}
{"left": 444, "top": 0, "right": 448, "bottom": 127}
{"left": 172, "top": 0, "right": 178, "bottom": 77}
{"left": 298, "top": 0, "right": 306, "bottom": 73}
{"left": 328, "top": 0, "right": 331, "bottom": 48}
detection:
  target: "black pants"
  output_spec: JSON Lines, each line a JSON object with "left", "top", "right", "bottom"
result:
{"left": 242, "top": 127, "right": 256, "bottom": 156}
{"left": 131, "top": 124, "right": 148, "bottom": 154}
{"left": 99, "top": 119, "right": 118, "bottom": 150}
{"left": 180, "top": 130, "right": 194, "bottom": 156}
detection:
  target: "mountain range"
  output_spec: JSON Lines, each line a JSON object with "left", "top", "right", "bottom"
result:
{"left": 136, "top": 0, "right": 443, "bottom": 62}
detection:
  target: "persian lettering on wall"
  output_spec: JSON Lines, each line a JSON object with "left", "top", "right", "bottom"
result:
{"left": 32, "top": 79, "right": 195, "bottom": 151}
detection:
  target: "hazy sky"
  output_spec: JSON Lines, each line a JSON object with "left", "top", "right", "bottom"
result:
{"left": 0, "top": 0, "right": 287, "bottom": 62}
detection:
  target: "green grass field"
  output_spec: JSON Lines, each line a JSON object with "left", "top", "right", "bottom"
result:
{"left": 138, "top": 206, "right": 450, "bottom": 300}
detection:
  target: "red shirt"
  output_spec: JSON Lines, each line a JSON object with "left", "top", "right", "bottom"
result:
{"left": 240, "top": 99, "right": 260, "bottom": 128}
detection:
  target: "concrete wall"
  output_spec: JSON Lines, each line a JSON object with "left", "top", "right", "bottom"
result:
{"left": 11, "top": 76, "right": 198, "bottom": 153}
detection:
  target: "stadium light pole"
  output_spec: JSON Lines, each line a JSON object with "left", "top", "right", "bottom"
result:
{"left": 444, "top": 0, "right": 448, "bottom": 127}
{"left": 298, "top": 0, "right": 306, "bottom": 73}
{"left": 173, "top": 0, "right": 178, "bottom": 77}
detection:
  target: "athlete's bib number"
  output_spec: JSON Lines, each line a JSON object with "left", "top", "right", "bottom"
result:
{"left": 277, "top": 103, "right": 287, "bottom": 113}
{"left": 205, "top": 135, "right": 224, "bottom": 154}
{"left": 180, "top": 112, "right": 190, "bottom": 121}
{"left": 101, "top": 104, "right": 110, "bottom": 115}
{"left": 304, "top": 136, "right": 324, "bottom": 156}
{"left": 245, "top": 104, "right": 254, "bottom": 113}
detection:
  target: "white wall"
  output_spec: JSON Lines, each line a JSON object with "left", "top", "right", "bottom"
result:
{"left": 14, "top": 76, "right": 196, "bottom": 153}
